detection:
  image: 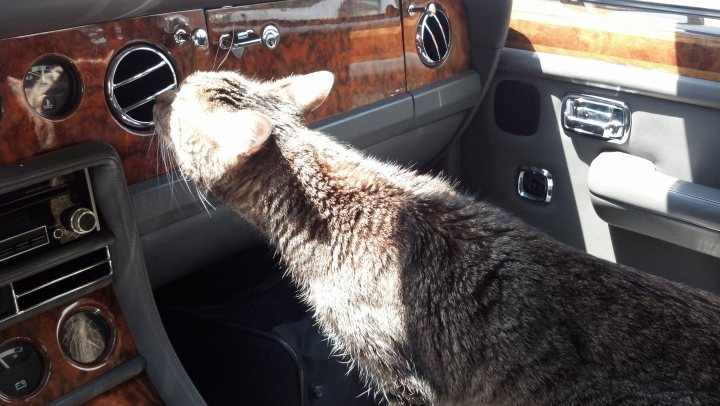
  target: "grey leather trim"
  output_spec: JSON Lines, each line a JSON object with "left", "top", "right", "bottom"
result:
{"left": 500, "top": 48, "right": 720, "bottom": 110}
{"left": 588, "top": 152, "right": 720, "bottom": 232}
{"left": 588, "top": 152, "right": 720, "bottom": 257}
{"left": 48, "top": 357, "right": 146, "bottom": 406}
{"left": 313, "top": 94, "right": 414, "bottom": 148}
{"left": 591, "top": 194, "right": 720, "bottom": 258}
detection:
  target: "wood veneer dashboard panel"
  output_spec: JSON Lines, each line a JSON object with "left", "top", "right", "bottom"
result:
{"left": 0, "top": 287, "right": 161, "bottom": 404}
{"left": 0, "top": 11, "right": 211, "bottom": 185}
{"left": 506, "top": 1, "right": 720, "bottom": 82}
{"left": 402, "top": 0, "right": 471, "bottom": 91}
{"left": 205, "top": 0, "right": 407, "bottom": 123}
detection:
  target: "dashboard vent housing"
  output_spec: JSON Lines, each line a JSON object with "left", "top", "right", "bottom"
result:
{"left": 106, "top": 44, "right": 177, "bottom": 134}
{"left": 0, "top": 248, "right": 112, "bottom": 320}
{"left": 414, "top": 3, "right": 451, "bottom": 67}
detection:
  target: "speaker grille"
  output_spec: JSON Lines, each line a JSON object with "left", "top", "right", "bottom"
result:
{"left": 105, "top": 44, "right": 177, "bottom": 134}
{"left": 415, "top": 4, "right": 452, "bottom": 67}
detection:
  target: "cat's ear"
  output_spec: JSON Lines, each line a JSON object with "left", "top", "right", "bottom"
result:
{"left": 209, "top": 110, "right": 273, "bottom": 161}
{"left": 273, "top": 71, "right": 334, "bottom": 112}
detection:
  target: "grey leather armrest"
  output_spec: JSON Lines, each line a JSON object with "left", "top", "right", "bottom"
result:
{"left": 589, "top": 152, "right": 720, "bottom": 231}
{"left": 588, "top": 151, "right": 720, "bottom": 257}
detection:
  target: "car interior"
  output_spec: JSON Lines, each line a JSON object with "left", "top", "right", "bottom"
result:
{"left": 0, "top": 0, "right": 719, "bottom": 404}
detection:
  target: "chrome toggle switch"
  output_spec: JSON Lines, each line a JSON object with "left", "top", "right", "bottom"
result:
{"left": 174, "top": 28, "right": 209, "bottom": 48}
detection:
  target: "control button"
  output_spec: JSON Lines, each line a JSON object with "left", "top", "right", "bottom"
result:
{"left": 518, "top": 166, "right": 553, "bottom": 203}
{"left": 64, "top": 207, "right": 98, "bottom": 235}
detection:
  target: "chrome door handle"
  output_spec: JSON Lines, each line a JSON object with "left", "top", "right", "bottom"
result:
{"left": 219, "top": 30, "right": 262, "bottom": 58}
{"left": 561, "top": 94, "right": 631, "bottom": 143}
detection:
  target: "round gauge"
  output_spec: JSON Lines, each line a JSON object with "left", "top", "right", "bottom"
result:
{"left": 0, "top": 339, "right": 47, "bottom": 399}
{"left": 60, "top": 310, "right": 113, "bottom": 366}
{"left": 23, "top": 56, "right": 81, "bottom": 119}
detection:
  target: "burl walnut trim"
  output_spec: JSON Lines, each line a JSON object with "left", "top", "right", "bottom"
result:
{"left": 506, "top": 1, "right": 720, "bottom": 83}
{"left": 205, "top": 0, "right": 407, "bottom": 124}
{"left": 0, "top": 11, "right": 211, "bottom": 185}
{"left": 403, "top": 0, "right": 471, "bottom": 91}
{"left": 0, "top": 287, "right": 161, "bottom": 405}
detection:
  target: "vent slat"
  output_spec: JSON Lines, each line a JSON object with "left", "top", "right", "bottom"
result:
{"left": 14, "top": 259, "right": 109, "bottom": 298}
{"left": 422, "top": 18, "right": 441, "bottom": 62}
{"left": 414, "top": 5, "right": 451, "bottom": 67}
{"left": 113, "top": 60, "right": 169, "bottom": 89}
{"left": 106, "top": 44, "right": 177, "bottom": 133}
{"left": 123, "top": 84, "right": 176, "bottom": 114}
{"left": 13, "top": 248, "right": 112, "bottom": 312}
{"left": 431, "top": 14, "right": 448, "bottom": 46}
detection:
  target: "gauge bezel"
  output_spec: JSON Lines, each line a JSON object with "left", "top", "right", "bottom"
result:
{"left": 23, "top": 54, "right": 83, "bottom": 120}
{"left": 0, "top": 337, "right": 50, "bottom": 402}
{"left": 56, "top": 301, "right": 117, "bottom": 371}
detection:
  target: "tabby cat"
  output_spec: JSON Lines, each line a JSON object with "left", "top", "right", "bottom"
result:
{"left": 153, "top": 71, "right": 720, "bottom": 405}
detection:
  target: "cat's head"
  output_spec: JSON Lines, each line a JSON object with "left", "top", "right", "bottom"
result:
{"left": 153, "top": 70, "right": 334, "bottom": 186}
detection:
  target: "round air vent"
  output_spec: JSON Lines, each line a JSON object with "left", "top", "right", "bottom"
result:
{"left": 105, "top": 44, "right": 177, "bottom": 134}
{"left": 414, "top": 3, "right": 451, "bottom": 67}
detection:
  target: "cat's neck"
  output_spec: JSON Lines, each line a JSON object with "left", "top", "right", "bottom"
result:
{"left": 213, "top": 128, "right": 413, "bottom": 280}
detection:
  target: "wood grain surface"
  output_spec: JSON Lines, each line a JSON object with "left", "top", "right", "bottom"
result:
{"left": 403, "top": 0, "right": 471, "bottom": 91}
{"left": 0, "top": 11, "right": 211, "bottom": 184}
{"left": 506, "top": 1, "right": 720, "bottom": 82}
{"left": 0, "top": 287, "right": 160, "bottom": 404}
{"left": 206, "top": 0, "right": 407, "bottom": 123}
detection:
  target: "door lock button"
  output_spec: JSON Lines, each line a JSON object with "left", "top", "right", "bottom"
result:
{"left": 518, "top": 166, "right": 553, "bottom": 203}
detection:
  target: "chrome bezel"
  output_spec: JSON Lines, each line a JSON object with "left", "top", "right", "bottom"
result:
{"left": 414, "top": 4, "right": 451, "bottom": 68}
{"left": 105, "top": 44, "right": 177, "bottom": 135}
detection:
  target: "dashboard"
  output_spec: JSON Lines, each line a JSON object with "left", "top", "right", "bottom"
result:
{"left": 0, "top": 0, "right": 469, "bottom": 184}
{"left": 0, "top": 0, "right": 510, "bottom": 404}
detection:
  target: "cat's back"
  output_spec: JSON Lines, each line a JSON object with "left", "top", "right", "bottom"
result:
{"left": 407, "top": 195, "right": 720, "bottom": 404}
{"left": 481, "top": 226, "right": 720, "bottom": 404}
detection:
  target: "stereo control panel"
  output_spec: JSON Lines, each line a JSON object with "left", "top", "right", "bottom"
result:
{"left": 0, "top": 169, "right": 99, "bottom": 264}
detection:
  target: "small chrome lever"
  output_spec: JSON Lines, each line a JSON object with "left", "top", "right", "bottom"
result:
{"left": 561, "top": 94, "right": 631, "bottom": 143}
{"left": 408, "top": 2, "right": 437, "bottom": 16}
{"left": 219, "top": 30, "right": 262, "bottom": 58}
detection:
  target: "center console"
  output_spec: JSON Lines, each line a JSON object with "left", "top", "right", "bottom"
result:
{"left": 0, "top": 142, "right": 202, "bottom": 405}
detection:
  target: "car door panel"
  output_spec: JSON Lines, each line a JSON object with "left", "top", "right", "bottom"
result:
{"left": 461, "top": 0, "right": 720, "bottom": 293}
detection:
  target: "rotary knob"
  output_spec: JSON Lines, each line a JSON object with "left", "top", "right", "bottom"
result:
{"left": 65, "top": 207, "right": 98, "bottom": 235}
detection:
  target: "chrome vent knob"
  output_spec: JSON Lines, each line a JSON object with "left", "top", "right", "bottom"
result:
{"left": 413, "top": 3, "right": 451, "bottom": 67}
{"left": 105, "top": 44, "right": 178, "bottom": 134}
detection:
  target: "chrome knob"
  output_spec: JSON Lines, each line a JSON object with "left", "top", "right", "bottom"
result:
{"left": 190, "top": 28, "right": 208, "bottom": 48}
{"left": 262, "top": 25, "right": 280, "bottom": 50}
{"left": 174, "top": 27, "right": 209, "bottom": 48}
{"left": 66, "top": 207, "right": 98, "bottom": 235}
{"left": 174, "top": 28, "right": 190, "bottom": 44}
